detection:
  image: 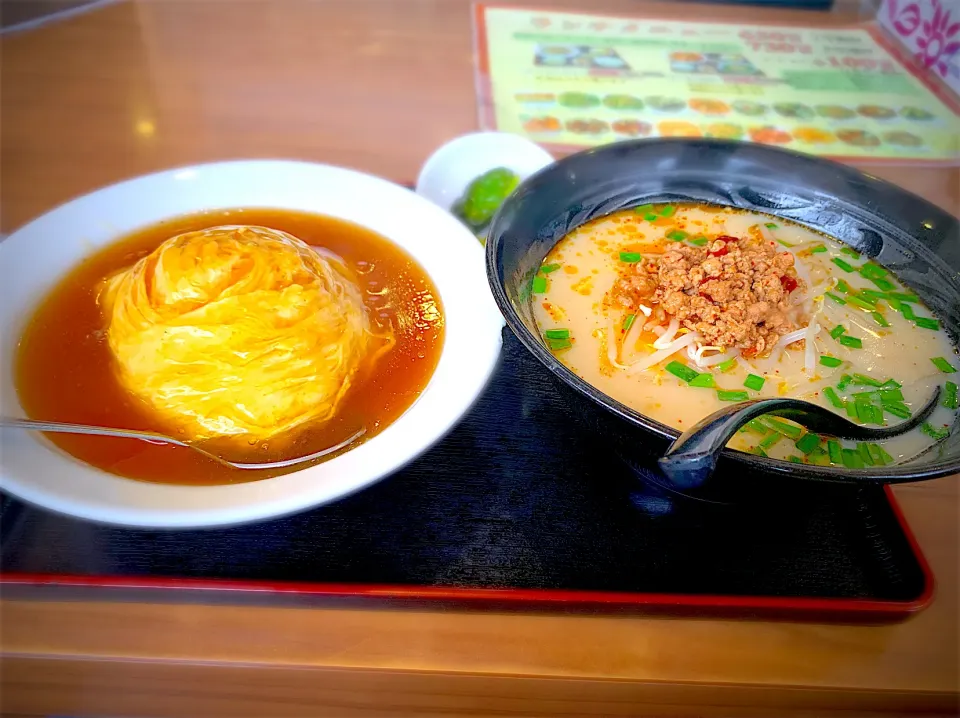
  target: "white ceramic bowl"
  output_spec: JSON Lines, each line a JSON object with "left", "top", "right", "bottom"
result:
{"left": 0, "top": 160, "right": 503, "bottom": 528}
{"left": 415, "top": 131, "right": 554, "bottom": 213}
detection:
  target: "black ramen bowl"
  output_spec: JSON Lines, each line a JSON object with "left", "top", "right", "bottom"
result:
{"left": 485, "top": 139, "right": 960, "bottom": 491}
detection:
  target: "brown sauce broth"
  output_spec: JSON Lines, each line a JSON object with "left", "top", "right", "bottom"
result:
{"left": 15, "top": 209, "right": 444, "bottom": 485}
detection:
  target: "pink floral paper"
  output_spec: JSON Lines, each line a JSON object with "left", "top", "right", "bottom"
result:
{"left": 879, "top": 0, "right": 960, "bottom": 94}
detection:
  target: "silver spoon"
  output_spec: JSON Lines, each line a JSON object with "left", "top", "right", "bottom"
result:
{"left": 658, "top": 386, "right": 942, "bottom": 488}
{"left": 0, "top": 417, "right": 364, "bottom": 471}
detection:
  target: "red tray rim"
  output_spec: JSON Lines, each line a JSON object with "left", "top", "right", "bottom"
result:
{"left": 0, "top": 485, "right": 935, "bottom": 616}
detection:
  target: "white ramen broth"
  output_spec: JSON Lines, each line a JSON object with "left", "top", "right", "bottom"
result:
{"left": 533, "top": 204, "right": 958, "bottom": 468}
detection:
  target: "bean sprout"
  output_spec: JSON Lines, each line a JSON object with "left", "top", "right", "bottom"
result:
{"left": 700, "top": 349, "right": 739, "bottom": 367}
{"left": 804, "top": 321, "right": 819, "bottom": 372}
{"left": 652, "top": 317, "right": 680, "bottom": 349}
{"left": 625, "top": 332, "right": 699, "bottom": 375}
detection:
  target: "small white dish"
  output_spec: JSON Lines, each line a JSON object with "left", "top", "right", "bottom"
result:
{"left": 0, "top": 160, "right": 503, "bottom": 528}
{"left": 415, "top": 132, "right": 554, "bottom": 214}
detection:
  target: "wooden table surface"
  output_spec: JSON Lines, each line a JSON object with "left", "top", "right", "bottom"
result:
{"left": 1, "top": 1, "right": 958, "bottom": 716}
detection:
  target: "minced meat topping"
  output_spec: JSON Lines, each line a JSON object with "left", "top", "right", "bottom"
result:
{"left": 611, "top": 233, "right": 805, "bottom": 357}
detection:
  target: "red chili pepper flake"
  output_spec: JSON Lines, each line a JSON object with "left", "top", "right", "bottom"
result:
{"left": 780, "top": 275, "right": 798, "bottom": 292}
{"left": 707, "top": 235, "right": 738, "bottom": 257}
{"left": 698, "top": 277, "right": 719, "bottom": 302}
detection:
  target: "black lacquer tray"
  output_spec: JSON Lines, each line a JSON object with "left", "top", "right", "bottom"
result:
{"left": 0, "top": 331, "right": 932, "bottom": 620}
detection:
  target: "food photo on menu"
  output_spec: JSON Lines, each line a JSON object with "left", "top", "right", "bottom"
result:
{"left": 0, "top": 0, "right": 958, "bottom": 714}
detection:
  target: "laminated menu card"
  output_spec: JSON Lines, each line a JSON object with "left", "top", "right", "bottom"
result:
{"left": 474, "top": 5, "right": 959, "bottom": 163}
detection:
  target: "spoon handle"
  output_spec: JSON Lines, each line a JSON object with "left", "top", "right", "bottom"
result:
{"left": 0, "top": 416, "right": 367, "bottom": 471}
{"left": 0, "top": 417, "right": 189, "bottom": 446}
{"left": 657, "top": 387, "right": 942, "bottom": 489}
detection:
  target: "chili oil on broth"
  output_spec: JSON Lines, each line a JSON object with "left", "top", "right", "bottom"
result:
{"left": 15, "top": 209, "right": 445, "bottom": 486}
{"left": 533, "top": 204, "right": 958, "bottom": 465}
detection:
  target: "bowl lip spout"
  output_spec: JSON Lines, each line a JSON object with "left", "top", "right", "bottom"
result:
{"left": 485, "top": 138, "right": 960, "bottom": 484}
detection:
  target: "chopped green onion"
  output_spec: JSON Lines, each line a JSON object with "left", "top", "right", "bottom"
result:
{"left": 914, "top": 317, "right": 940, "bottom": 330}
{"left": 716, "top": 358, "right": 738, "bottom": 373}
{"left": 868, "top": 276, "right": 895, "bottom": 291}
{"left": 851, "top": 390, "right": 879, "bottom": 398}
{"left": 855, "top": 291, "right": 879, "bottom": 306}
{"left": 921, "top": 423, "right": 950, "bottom": 440}
{"left": 931, "top": 357, "right": 958, "bottom": 374}
{"left": 836, "top": 279, "right": 852, "bottom": 294}
{"left": 619, "top": 251, "right": 642, "bottom": 263}
{"left": 829, "top": 325, "right": 846, "bottom": 339}
{"left": 832, "top": 257, "right": 855, "bottom": 273}
{"left": 825, "top": 292, "right": 846, "bottom": 305}
{"left": 845, "top": 295, "right": 876, "bottom": 311}
{"left": 837, "top": 374, "right": 853, "bottom": 391}
{"left": 853, "top": 396, "right": 883, "bottom": 425}
{"left": 880, "top": 379, "right": 902, "bottom": 389}
{"left": 943, "top": 381, "right": 959, "bottom": 410}
{"left": 882, "top": 402, "right": 912, "bottom": 419}
{"left": 666, "top": 230, "right": 688, "bottom": 241}
{"left": 859, "top": 262, "right": 888, "bottom": 280}
{"left": 878, "top": 445, "right": 894, "bottom": 464}
{"left": 795, "top": 432, "right": 821, "bottom": 455}
{"left": 762, "top": 417, "right": 803, "bottom": 439}
{"left": 838, "top": 335, "right": 863, "bottom": 349}
{"left": 787, "top": 455, "right": 804, "bottom": 464}
{"left": 899, "top": 303, "right": 916, "bottom": 321}
{"left": 888, "top": 292, "right": 919, "bottom": 303}
{"left": 745, "top": 419, "right": 769, "bottom": 434}
{"left": 807, "top": 447, "right": 830, "bottom": 466}
{"left": 717, "top": 390, "right": 750, "bottom": 402}
{"left": 743, "top": 374, "right": 765, "bottom": 391}
{"left": 878, "top": 388, "right": 904, "bottom": 403}
{"left": 856, "top": 442, "right": 875, "bottom": 466}
{"left": 860, "top": 289, "right": 887, "bottom": 300}
{"left": 827, "top": 440, "right": 842, "bottom": 464}
{"left": 752, "top": 446, "right": 769, "bottom": 458}
{"left": 540, "top": 263, "right": 561, "bottom": 274}
{"left": 660, "top": 205, "right": 676, "bottom": 217}
{"left": 688, "top": 236, "right": 708, "bottom": 247}
{"left": 870, "top": 311, "right": 890, "bottom": 327}
{"left": 623, "top": 314, "right": 637, "bottom": 331}
{"left": 546, "top": 338, "right": 571, "bottom": 351}
{"left": 759, "top": 431, "right": 783, "bottom": 449}
{"left": 634, "top": 204, "right": 654, "bottom": 215}
{"left": 867, "top": 444, "right": 893, "bottom": 466}
{"left": 665, "top": 361, "right": 699, "bottom": 383}
{"left": 819, "top": 355, "right": 843, "bottom": 368}
{"left": 765, "top": 222, "right": 779, "bottom": 229}
{"left": 775, "top": 239, "right": 795, "bottom": 248}
{"left": 809, "top": 244, "right": 827, "bottom": 254}
{"left": 845, "top": 400, "right": 859, "bottom": 421}
{"left": 544, "top": 328, "right": 570, "bottom": 340}
{"left": 841, "top": 448, "right": 864, "bottom": 469}
{"left": 689, "top": 373, "right": 716, "bottom": 388}
{"left": 887, "top": 297, "right": 903, "bottom": 312}
{"left": 864, "top": 405, "right": 885, "bottom": 425}
{"left": 532, "top": 276, "right": 547, "bottom": 294}
{"left": 644, "top": 213, "right": 659, "bottom": 222}
{"left": 840, "top": 246, "right": 861, "bottom": 258}
{"left": 851, "top": 374, "right": 883, "bottom": 387}
{"left": 823, "top": 387, "right": 844, "bottom": 408}
{"left": 854, "top": 391, "right": 873, "bottom": 407}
